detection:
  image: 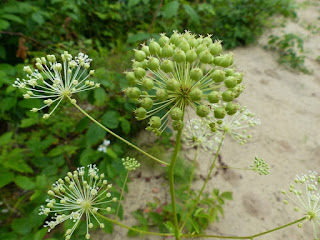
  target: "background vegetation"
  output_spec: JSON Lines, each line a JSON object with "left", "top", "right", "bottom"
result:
{"left": 0, "top": 0, "right": 296, "bottom": 239}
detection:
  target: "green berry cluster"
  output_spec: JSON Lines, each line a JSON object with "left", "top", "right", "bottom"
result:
{"left": 124, "top": 30, "right": 245, "bottom": 135}
{"left": 250, "top": 156, "right": 270, "bottom": 175}
{"left": 122, "top": 157, "right": 140, "bottom": 171}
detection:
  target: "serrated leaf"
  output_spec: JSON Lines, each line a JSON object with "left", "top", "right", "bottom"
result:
{"left": 120, "top": 118, "right": 130, "bottom": 134}
{"left": 162, "top": 1, "right": 180, "bottom": 19}
{"left": 94, "top": 87, "right": 107, "bottom": 106}
{"left": 1, "top": 14, "right": 23, "bottom": 23}
{"left": 220, "top": 191, "right": 233, "bottom": 200}
{"left": 0, "top": 131, "right": 13, "bottom": 145}
{"left": 0, "top": 169, "right": 14, "bottom": 188}
{"left": 0, "top": 149, "right": 33, "bottom": 173}
{"left": 31, "top": 12, "right": 45, "bottom": 25}
{"left": 0, "top": 19, "right": 10, "bottom": 30}
{"left": 183, "top": 4, "right": 200, "bottom": 25}
{"left": 86, "top": 124, "right": 106, "bottom": 146}
{"left": 101, "top": 110, "right": 120, "bottom": 129}
{"left": 20, "top": 117, "right": 38, "bottom": 128}
{"left": 14, "top": 176, "right": 35, "bottom": 190}
{"left": 127, "top": 33, "right": 150, "bottom": 43}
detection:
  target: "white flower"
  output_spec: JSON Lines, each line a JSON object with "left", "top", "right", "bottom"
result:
{"left": 39, "top": 165, "right": 117, "bottom": 239}
{"left": 13, "top": 52, "right": 100, "bottom": 119}
{"left": 207, "top": 105, "right": 261, "bottom": 144}
{"left": 97, "top": 139, "right": 111, "bottom": 153}
{"left": 183, "top": 118, "right": 221, "bottom": 153}
{"left": 282, "top": 171, "right": 320, "bottom": 240}
{"left": 122, "top": 157, "right": 140, "bottom": 171}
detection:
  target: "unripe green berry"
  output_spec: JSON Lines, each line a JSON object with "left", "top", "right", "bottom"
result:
{"left": 190, "top": 88, "right": 203, "bottom": 101}
{"left": 126, "top": 87, "right": 141, "bottom": 99}
{"left": 140, "top": 97, "right": 153, "bottom": 110}
{"left": 148, "top": 57, "right": 160, "bottom": 70}
{"left": 231, "top": 84, "right": 245, "bottom": 98}
{"left": 172, "top": 120, "right": 184, "bottom": 131}
{"left": 208, "top": 91, "right": 221, "bottom": 103}
{"left": 134, "top": 50, "right": 146, "bottom": 62}
{"left": 161, "top": 60, "right": 174, "bottom": 73}
{"left": 173, "top": 49, "right": 186, "bottom": 63}
{"left": 225, "top": 69, "right": 235, "bottom": 76}
{"left": 141, "top": 45, "right": 150, "bottom": 56}
{"left": 225, "top": 103, "right": 239, "bottom": 115}
{"left": 141, "top": 78, "right": 154, "bottom": 91}
{"left": 233, "top": 72, "right": 243, "bottom": 84}
{"left": 224, "top": 76, "right": 238, "bottom": 88}
{"left": 125, "top": 72, "right": 137, "bottom": 85}
{"left": 149, "top": 40, "right": 161, "bottom": 55}
{"left": 190, "top": 68, "right": 203, "bottom": 81}
{"left": 196, "top": 105, "right": 210, "bottom": 117}
{"left": 188, "top": 38, "right": 198, "bottom": 48}
{"left": 170, "top": 107, "right": 183, "bottom": 120}
{"left": 132, "top": 61, "right": 143, "bottom": 68}
{"left": 162, "top": 44, "right": 174, "bottom": 57}
{"left": 203, "top": 36, "right": 213, "bottom": 46}
{"left": 134, "top": 67, "right": 146, "bottom": 79}
{"left": 222, "top": 90, "right": 235, "bottom": 102}
{"left": 159, "top": 34, "right": 170, "bottom": 47}
{"left": 156, "top": 89, "right": 168, "bottom": 101}
{"left": 135, "top": 107, "right": 147, "bottom": 119}
{"left": 196, "top": 43, "right": 206, "bottom": 55}
{"left": 211, "top": 70, "right": 225, "bottom": 83}
{"left": 170, "top": 31, "right": 180, "bottom": 45}
{"left": 174, "top": 35, "right": 184, "bottom": 46}
{"left": 166, "top": 78, "right": 180, "bottom": 91}
{"left": 214, "top": 107, "right": 226, "bottom": 119}
{"left": 149, "top": 116, "right": 161, "bottom": 128}
{"left": 199, "top": 50, "right": 213, "bottom": 64}
{"left": 208, "top": 41, "right": 222, "bottom": 55}
{"left": 220, "top": 53, "right": 234, "bottom": 68}
{"left": 186, "top": 49, "right": 197, "bottom": 63}
{"left": 178, "top": 41, "right": 190, "bottom": 52}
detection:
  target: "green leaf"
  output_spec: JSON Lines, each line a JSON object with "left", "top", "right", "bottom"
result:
{"left": 120, "top": 118, "right": 130, "bottom": 134}
{"left": 0, "top": 149, "right": 33, "bottom": 173}
{"left": 94, "top": 87, "right": 107, "bottom": 106}
{"left": 127, "top": 33, "right": 150, "bottom": 43}
{"left": 101, "top": 110, "right": 120, "bottom": 129}
{"left": 34, "top": 229, "right": 47, "bottom": 240}
{"left": 127, "top": 225, "right": 148, "bottom": 237}
{"left": 0, "top": 19, "right": 10, "bottom": 30}
{"left": 86, "top": 124, "right": 106, "bottom": 146}
{"left": 31, "top": 12, "right": 45, "bottom": 25}
{"left": 1, "top": 14, "right": 23, "bottom": 23}
{"left": 220, "top": 191, "right": 233, "bottom": 200}
{"left": 11, "top": 218, "right": 32, "bottom": 235}
{"left": 0, "top": 232, "right": 17, "bottom": 240}
{"left": 0, "top": 168, "right": 15, "bottom": 188}
{"left": 47, "top": 146, "right": 63, "bottom": 157}
{"left": 0, "top": 132, "right": 13, "bottom": 145}
{"left": 162, "top": 1, "right": 180, "bottom": 19}
{"left": 20, "top": 117, "right": 38, "bottom": 128}
{"left": 128, "top": 0, "right": 141, "bottom": 8}
{"left": 183, "top": 4, "right": 200, "bottom": 25}
{"left": 14, "top": 176, "right": 36, "bottom": 190}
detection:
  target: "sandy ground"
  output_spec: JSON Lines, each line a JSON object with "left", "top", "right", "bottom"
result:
{"left": 94, "top": 1, "right": 320, "bottom": 239}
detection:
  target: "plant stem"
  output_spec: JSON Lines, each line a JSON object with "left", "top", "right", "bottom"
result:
{"left": 216, "top": 166, "right": 253, "bottom": 171}
{"left": 181, "top": 217, "right": 306, "bottom": 239}
{"left": 180, "top": 132, "right": 226, "bottom": 232}
{"left": 186, "top": 146, "right": 199, "bottom": 197}
{"left": 115, "top": 171, "right": 129, "bottom": 220}
{"left": 96, "top": 212, "right": 173, "bottom": 237}
{"left": 69, "top": 98, "right": 168, "bottom": 166}
{"left": 169, "top": 128, "right": 183, "bottom": 240}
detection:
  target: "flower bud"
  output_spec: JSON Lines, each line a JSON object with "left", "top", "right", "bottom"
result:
{"left": 214, "top": 107, "right": 226, "bottom": 119}
{"left": 208, "top": 91, "right": 221, "bottom": 103}
{"left": 211, "top": 70, "right": 225, "bottom": 83}
{"left": 196, "top": 43, "right": 206, "bottom": 55}
{"left": 134, "top": 50, "right": 146, "bottom": 62}
{"left": 140, "top": 97, "right": 153, "bottom": 110}
{"left": 156, "top": 89, "right": 168, "bottom": 101}
{"left": 196, "top": 105, "right": 210, "bottom": 117}
{"left": 36, "top": 62, "right": 43, "bottom": 70}
{"left": 170, "top": 107, "right": 183, "bottom": 120}
{"left": 190, "top": 68, "right": 203, "bottom": 81}
{"left": 149, "top": 116, "right": 161, "bottom": 128}
{"left": 159, "top": 34, "right": 170, "bottom": 47}
{"left": 162, "top": 44, "right": 174, "bottom": 57}
{"left": 173, "top": 49, "right": 186, "bottom": 63}
{"left": 172, "top": 120, "right": 184, "bottom": 131}
{"left": 148, "top": 57, "right": 160, "bottom": 70}
{"left": 178, "top": 41, "right": 190, "bottom": 52}
{"left": 23, "top": 66, "right": 33, "bottom": 75}
{"left": 166, "top": 78, "right": 180, "bottom": 91}
{"left": 161, "top": 60, "right": 174, "bottom": 73}
{"left": 186, "top": 49, "right": 197, "bottom": 63}
{"left": 222, "top": 90, "right": 235, "bottom": 102}
{"left": 190, "top": 88, "right": 203, "bottom": 101}
{"left": 141, "top": 45, "right": 150, "bottom": 56}
{"left": 149, "top": 40, "right": 161, "bottom": 55}
{"left": 135, "top": 107, "right": 147, "bottom": 119}
{"left": 134, "top": 67, "right": 146, "bottom": 79}
{"left": 141, "top": 78, "right": 154, "bottom": 91}
{"left": 224, "top": 76, "right": 238, "bottom": 88}
{"left": 126, "top": 87, "right": 141, "bottom": 99}
{"left": 199, "top": 50, "right": 213, "bottom": 64}
{"left": 225, "top": 103, "right": 239, "bottom": 115}
{"left": 208, "top": 41, "right": 222, "bottom": 55}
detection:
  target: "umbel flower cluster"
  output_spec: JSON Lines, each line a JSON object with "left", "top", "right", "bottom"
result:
{"left": 122, "top": 157, "right": 140, "bottom": 171}
{"left": 39, "top": 165, "right": 117, "bottom": 240}
{"left": 282, "top": 171, "right": 320, "bottom": 240}
{"left": 124, "top": 30, "right": 245, "bottom": 135}
{"left": 13, "top": 51, "right": 99, "bottom": 118}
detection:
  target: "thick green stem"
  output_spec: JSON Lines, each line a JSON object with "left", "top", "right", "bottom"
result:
{"left": 181, "top": 217, "right": 306, "bottom": 239}
{"left": 96, "top": 212, "right": 173, "bottom": 237}
{"left": 115, "top": 171, "right": 129, "bottom": 220}
{"left": 180, "top": 132, "right": 226, "bottom": 232}
{"left": 169, "top": 128, "right": 183, "bottom": 240}
{"left": 69, "top": 98, "right": 168, "bottom": 166}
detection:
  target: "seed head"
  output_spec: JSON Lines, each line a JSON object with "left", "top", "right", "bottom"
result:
{"left": 122, "top": 157, "right": 140, "bottom": 171}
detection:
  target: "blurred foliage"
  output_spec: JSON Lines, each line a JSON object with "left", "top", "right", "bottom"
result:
{"left": 0, "top": 0, "right": 296, "bottom": 239}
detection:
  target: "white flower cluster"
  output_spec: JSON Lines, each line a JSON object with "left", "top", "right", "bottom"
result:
{"left": 39, "top": 165, "right": 117, "bottom": 240}
{"left": 97, "top": 140, "right": 111, "bottom": 153}
{"left": 13, "top": 52, "right": 99, "bottom": 119}
{"left": 122, "top": 157, "right": 140, "bottom": 171}
{"left": 282, "top": 171, "right": 320, "bottom": 240}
